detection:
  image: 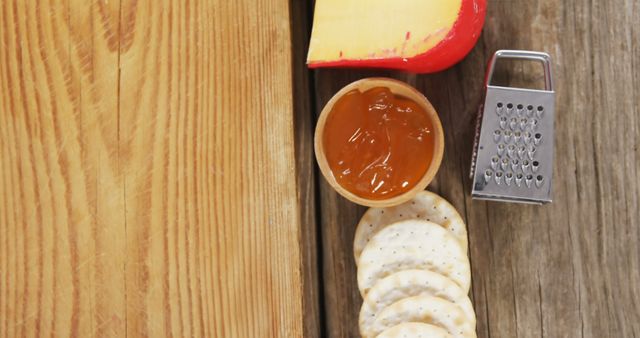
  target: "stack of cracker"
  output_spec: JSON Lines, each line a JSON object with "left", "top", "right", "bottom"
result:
{"left": 354, "top": 191, "right": 476, "bottom": 338}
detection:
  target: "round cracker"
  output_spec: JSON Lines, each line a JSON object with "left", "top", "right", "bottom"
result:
{"left": 370, "top": 294, "right": 476, "bottom": 338}
{"left": 376, "top": 322, "right": 452, "bottom": 338}
{"left": 359, "top": 269, "right": 475, "bottom": 337}
{"left": 354, "top": 190, "right": 467, "bottom": 263}
{"left": 357, "top": 220, "right": 470, "bottom": 295}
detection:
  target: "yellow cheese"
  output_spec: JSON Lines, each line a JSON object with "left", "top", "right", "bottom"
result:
{"left": 307, "top": 0, "right": 462, "bottom": 62}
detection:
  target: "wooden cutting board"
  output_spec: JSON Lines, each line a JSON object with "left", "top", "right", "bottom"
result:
{"left": 0, "top": 1, "right": 308, "bottom": 336}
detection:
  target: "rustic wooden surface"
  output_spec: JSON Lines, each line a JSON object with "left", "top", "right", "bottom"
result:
{"left": 291, "top": 0, "right": 322, "bottom": 336}
{"left": 2, "top": 0, "right": 639, "bottom": 337}
{"left": 0, "top": 1, "right": 311, "bottom": 337}
{"left": 296, "top": 0, "right": 640, "bottom": 337}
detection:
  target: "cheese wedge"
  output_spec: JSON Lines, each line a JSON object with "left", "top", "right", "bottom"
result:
{"left": 307, "top": 0, "right": 486, "bottom": 73}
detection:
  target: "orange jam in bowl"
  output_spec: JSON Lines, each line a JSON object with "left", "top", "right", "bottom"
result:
{"left": 315, "top": 78, "right": 444, "bottom": 207}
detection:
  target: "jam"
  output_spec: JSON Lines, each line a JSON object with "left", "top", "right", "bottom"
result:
{"left": 323, "top": 87, "right": 435, "bottom": 200}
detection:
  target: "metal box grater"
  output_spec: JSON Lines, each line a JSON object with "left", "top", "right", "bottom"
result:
{"left": 470, "top": 50, "right": 555, "bottom": 204}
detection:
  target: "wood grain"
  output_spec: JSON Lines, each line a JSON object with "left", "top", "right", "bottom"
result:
{"left": 304, "top": 0, "right": 640, "bottom": 336}
{"left": 0, "top": 1, "right": 125, "bottom": 336}
{"left": 0, "top": 1, "right": 307, "bottom": 337}
{"left": 290, "top": 0, "right": 322, "bottom": 336}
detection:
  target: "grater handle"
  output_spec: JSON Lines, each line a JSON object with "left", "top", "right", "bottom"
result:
{"left": 486, "top": 50, "right": 554, "bottom": 92}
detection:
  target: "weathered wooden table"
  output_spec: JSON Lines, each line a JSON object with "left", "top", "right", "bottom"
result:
{"left": 293, "top": 0, "right": 640, "bottom": 337}
{"left": 1, "top": 0, "right": 639, "bottom": 337}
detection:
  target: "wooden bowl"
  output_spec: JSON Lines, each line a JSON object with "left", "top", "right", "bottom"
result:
{"left": 314, "top": 78, "right": 444, "bottom": 207}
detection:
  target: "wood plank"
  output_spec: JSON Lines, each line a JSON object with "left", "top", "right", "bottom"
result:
{"left": 117, "top": 1, "right": 305, "bottom": 336}
{"left": 0, "top": 1, "right": 125, "bottom": 336}
{"left": 0, "top": 0, "right": 308, "bottom": 336}
{"left": 309, "top": 0, "right": 640, "bottom": 336}
{"left": 290, "top": 0, "right": 322, "bottom": 336}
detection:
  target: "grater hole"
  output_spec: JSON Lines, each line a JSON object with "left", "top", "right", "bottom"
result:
{"left": 507, "top": 103, "right": 513, "bottom": 109}
{"left": 508, "top": 144, "right": 515, "bottom": 150}
{"left": 485, "top": 170, "right": 493, "bottom": 176}
{"left": 496, "top": 171, "right": 503, "bottom": 177}
{"left": 535, "top": 133, "right": 542, "bottom": 139}
{"left": 537, "top": 106, "right": 544, "bottom": 111}
{"left": 500, "top": 116, "right": 508, "bottom": 122}
{"left": 497, "top": 102, "right": 503, "bottom": 108}
{"left": 502, "top": 158, "right": 509, "bottom": 164}
{"left": 506, "top": 172, "right": 513, "bottom": 178}
{"left": 526, "top": 174, "right": 533, "bottom": 180}
{"left": 512, "top": 159, "right": 519, "bottom": 164}
{"left": 517, "top": 173, "right": 523, "bottom": 179}
{"left": 533, "top": 161, "right": 539, "bottom": 166}
{"left": 498, "top": 144, "right": 505, "bottom": 150}
{"left": 517, "top": 104, "right": 523, "bottom": 110}
{"left": 494, "top": 130, "right": 501, "bottom": 135}
{"left": 492, "top": 156, "right": 499, "bottom": 163}
{"left": 515, "top": 131, "right": 521, "bottom": 137}
{"left": 527, "top": 105, "right": 534, "bottom": 110}
{"left": 536, "top": 175, "right": 543, "bottom": 181}
{"left": 523, "top": 159, "right": 530, "bottom": 165}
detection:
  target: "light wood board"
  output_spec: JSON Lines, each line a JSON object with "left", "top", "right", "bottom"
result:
{"left": 0, "top": 1, "right": 313, "bottom": 337}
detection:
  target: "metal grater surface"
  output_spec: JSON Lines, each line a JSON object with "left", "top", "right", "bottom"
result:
{"left": 470, "top": 50, "right": 555, "bottom": 204}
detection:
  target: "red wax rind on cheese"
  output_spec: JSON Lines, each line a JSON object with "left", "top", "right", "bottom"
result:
{"left": 307, "top": 0, "right": 487, "bottom": 74}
